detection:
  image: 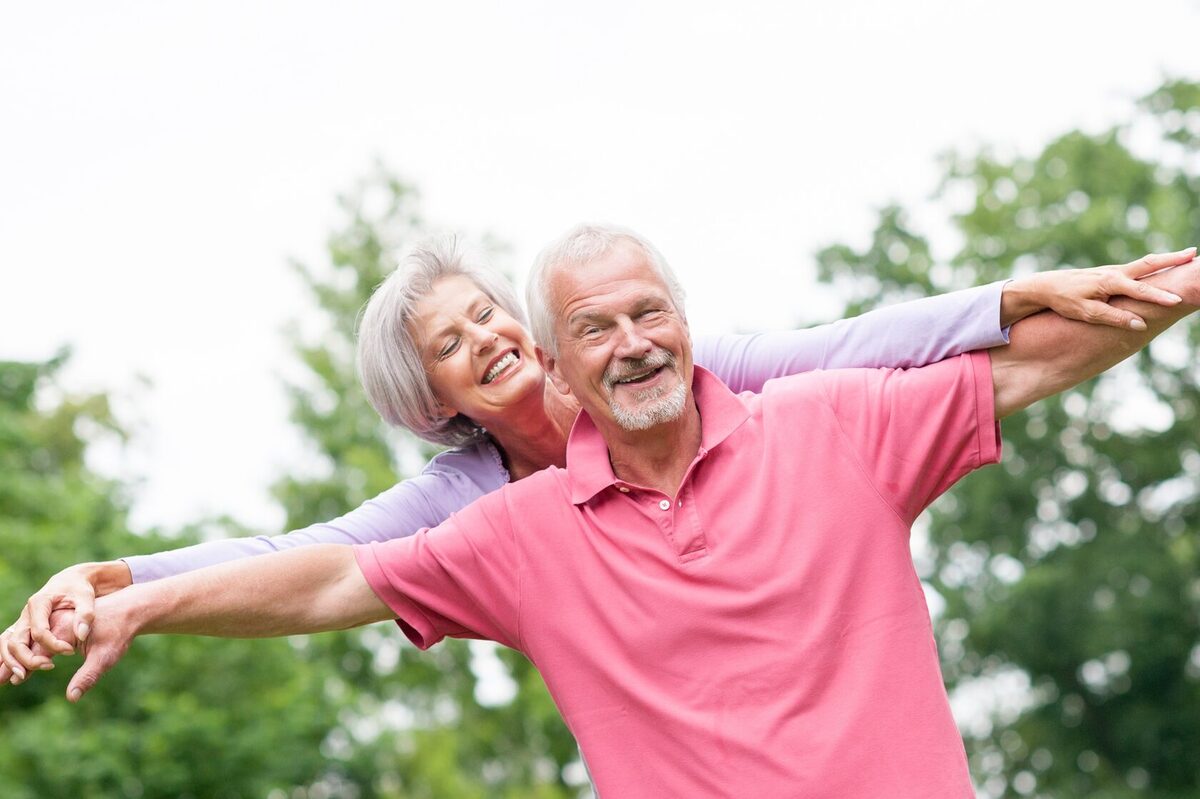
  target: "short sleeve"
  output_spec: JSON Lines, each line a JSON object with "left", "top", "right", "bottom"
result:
{"left": 354, "top": 488, "right": 523, "bottom": 652}
{"left": 806, "top": 351, "right": 1001, "bottom": 523}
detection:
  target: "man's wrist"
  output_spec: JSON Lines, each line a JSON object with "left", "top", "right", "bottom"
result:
{"left": 98, "top": 584, "right": 154, "bottom": 639}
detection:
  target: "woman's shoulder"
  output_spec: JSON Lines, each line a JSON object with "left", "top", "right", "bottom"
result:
{"left": 422, "top": 439, "right": 511, "bottom": 493}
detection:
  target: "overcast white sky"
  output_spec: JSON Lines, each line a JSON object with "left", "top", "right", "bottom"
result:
{"left": 3, "top": 1, "right": 1199, "bottom": 534}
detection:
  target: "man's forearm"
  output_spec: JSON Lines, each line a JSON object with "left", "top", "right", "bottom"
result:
{"left": 991, "top": 259, "right": 1200, "bottom": 418}
{"left": 110, "top": 545, "right": 392, "bottom": 640}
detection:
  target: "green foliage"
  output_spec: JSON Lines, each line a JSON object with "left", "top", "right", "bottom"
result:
{"left": 0, "top": 355, "right": 351, "bottom": 797}
{"left": 272, "top": 163, "right": 583, "bottom": 797}
{"left": 10, "top": 78, "right": 1197, "bottom": 797}
{"left": 816, "top": 79, "right": 1200, "bottom": 797}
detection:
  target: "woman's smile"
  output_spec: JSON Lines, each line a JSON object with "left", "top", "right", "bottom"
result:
{"left": 482, "top": 349, "right": 521, "bottom": 385}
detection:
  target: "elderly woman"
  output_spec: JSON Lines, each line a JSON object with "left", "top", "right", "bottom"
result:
{"left": 0, "top": 226, "right": 1181, "bottom": 680}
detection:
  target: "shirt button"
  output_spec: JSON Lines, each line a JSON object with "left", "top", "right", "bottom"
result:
{"left": 658, "top": 499, "right": 671, "bottom": 511}
{"left": 617, "top": 486, "right": 630, "bottom": 493}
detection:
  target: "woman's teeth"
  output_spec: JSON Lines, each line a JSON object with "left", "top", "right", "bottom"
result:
{"left": 483, "top": 352, "right": 519, "bottom": 384}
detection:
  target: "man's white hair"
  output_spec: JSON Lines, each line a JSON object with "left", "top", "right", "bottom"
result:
{"left": 525, "top": 224, "right": 687, "bottom": 358}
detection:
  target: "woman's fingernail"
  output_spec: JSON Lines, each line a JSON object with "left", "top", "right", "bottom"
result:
{"left": 1130, "top": 319, "right": 1148, "bottom": 331}
{"left": 76, "top": 623, "right": 90, "bottom": 642}
{"left": 12, "top": 667, "right": 25, "bottom": 681}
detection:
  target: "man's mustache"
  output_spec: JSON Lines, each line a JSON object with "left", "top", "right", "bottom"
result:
{"left": 602, "top": 349, "right": 676, "bottom": 391}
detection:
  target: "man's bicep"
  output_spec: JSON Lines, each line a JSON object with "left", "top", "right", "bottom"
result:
{"left": 332, "top": 560, "right": 399, "bottom": 628}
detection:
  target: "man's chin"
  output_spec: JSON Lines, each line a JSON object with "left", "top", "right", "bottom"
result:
{"left": 608, "top": 384, "right": 688, "bottom": 432}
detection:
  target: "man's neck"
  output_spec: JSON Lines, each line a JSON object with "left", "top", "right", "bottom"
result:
{"left": 603, "top": 401, "right": 702, "bottom": 498}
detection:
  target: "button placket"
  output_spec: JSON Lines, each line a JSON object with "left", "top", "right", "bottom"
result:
{"left": 676, "top": 483, "right": 708, "bottom": 560}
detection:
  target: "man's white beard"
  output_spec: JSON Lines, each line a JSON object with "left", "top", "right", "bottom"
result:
{"left": 609, "top": 380, "right": 688, "bottom": 431}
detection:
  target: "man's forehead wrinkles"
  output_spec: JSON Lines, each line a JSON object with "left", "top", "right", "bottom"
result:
{"left": 560, "top": 285, "right": 669, "bottom": 322}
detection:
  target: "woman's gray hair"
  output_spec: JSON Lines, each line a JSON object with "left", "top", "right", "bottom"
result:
{"left": 356, "top": 237, "right": 527, "bottom": 447}
{"left": 525, "top": 224, "right": 686, "bottom": 358}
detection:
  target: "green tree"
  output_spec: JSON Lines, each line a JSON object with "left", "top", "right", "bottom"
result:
{"left": 815, "top": 79, "right": 1200, "bottom": 797}
{"left": 272, "top": 164, "right": 583, "bottom": 798}
{"left": 0, "top": 354, "right": 354, "bottom": 798}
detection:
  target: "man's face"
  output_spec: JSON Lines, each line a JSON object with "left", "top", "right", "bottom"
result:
{"left": 542, "top": 242, "right": 693, "bottom": 433}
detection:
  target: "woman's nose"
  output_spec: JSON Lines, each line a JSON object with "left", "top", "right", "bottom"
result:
{"left": 469, "top": 324, "right": 499, "bottom": 354}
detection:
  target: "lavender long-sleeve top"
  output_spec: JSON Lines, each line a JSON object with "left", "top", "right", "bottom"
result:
{"left": 125, "top": 282, "right": 1009, "bottom": 583}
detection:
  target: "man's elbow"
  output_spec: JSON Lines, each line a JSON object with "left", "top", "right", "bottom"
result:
{"left": 992, "top": 357, "right": 1068, "bottom": 419}
{"left": 315, "top": 563, "right": 394, "bottom": 631}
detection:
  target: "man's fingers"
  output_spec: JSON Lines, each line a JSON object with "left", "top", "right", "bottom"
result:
{"left": 1121, "top": 247, "right": 1198, "bottom": 277}
{"left": 66, "top": 645, "right": 115, "bottom": 703}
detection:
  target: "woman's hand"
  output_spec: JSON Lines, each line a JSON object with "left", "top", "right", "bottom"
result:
{"left": 0, "top": 560, "right": 131, "bottom": 684}
{"left": 1000, "top": 248, "right": 1197, "bottom": 329}
{"left": 0, "top": 610, "right": 77, "bottom": 684}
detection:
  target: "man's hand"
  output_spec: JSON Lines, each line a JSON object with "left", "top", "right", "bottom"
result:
{"left": 5, "top": 545, "right": 393, "bottom": 701}
{"left": 992, "top": 251, "right": 1200, "bottom": 419}
{"left": 0, "top": 560, "right": 132, "bottom": 684}
{"left": 1000, "top": 248, "right": 1196, "bottom": 329}
{"left": 65, "top": 592, "right": 138, "bottom": 703}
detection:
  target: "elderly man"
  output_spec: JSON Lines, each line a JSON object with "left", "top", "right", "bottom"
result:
{"left": 26, "top": 227, "right": 1200, "bottom": 797}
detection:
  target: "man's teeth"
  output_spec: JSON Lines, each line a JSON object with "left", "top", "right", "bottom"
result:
{"left": 484, "top": 352, "right": 518, "bottom": 384}
{"left": 617, "top": 368, "right": 657, "bottom": 384}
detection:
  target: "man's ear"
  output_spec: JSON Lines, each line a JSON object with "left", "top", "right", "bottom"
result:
{"left": 537, "top": 346, "right": 573, "bottom": 396}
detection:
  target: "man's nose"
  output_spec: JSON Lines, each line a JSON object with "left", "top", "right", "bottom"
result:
{"left": 612, "top": 317, "right": 652, "bottom": 359}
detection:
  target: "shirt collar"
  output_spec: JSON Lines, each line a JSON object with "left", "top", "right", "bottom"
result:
{"left": 566, "top": 366, "right": 753, "bottom": 504}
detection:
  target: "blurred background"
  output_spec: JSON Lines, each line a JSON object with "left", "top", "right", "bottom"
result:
{"left": 2, "top": 2, "right": 1200, "bottom": 796}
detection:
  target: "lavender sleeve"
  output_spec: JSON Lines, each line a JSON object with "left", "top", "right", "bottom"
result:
{"left": 123, "top": 443, "right": 509, "bottom": 583}
{"left": 694, "top": 281, "right": 1009, "bottom": 394}
{"left": 126, "top": 281, "right": 1007, "bottom": 583}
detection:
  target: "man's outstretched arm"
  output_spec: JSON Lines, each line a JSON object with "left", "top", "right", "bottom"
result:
{"left": 62, "top": 545, "right": 392, "bottom": 702}
{"left": 992, "top": 250, "right": 1199, "bottom": 419}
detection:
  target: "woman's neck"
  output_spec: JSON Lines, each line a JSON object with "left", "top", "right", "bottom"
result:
{"left": 486, "top": 383, "right": 580, "bottom": 481}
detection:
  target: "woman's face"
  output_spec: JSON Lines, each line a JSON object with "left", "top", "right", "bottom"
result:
{"left": 410, "top": 274, "right": 545, "bottom": 428}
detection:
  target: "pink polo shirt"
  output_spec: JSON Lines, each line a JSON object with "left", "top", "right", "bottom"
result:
{"left": 356, "top": 352, "right": 1000, "bottom": 798}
